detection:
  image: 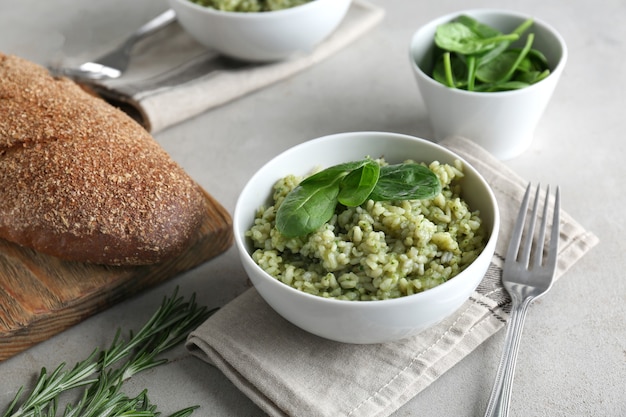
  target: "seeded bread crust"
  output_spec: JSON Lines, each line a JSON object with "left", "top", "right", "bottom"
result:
{"left": 0, "top": 53, "right": 204, "bottom": 265}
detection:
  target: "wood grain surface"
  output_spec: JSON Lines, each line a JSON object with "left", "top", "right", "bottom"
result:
{"left": 0, "top": 188, "right": 233, "bottom": 361}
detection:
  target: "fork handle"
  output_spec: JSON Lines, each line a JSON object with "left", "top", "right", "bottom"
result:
{"left": 483, "top": 297, "right": 534, "bottom": 417}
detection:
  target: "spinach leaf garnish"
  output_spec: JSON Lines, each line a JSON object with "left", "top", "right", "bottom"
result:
{"left": 337, "top": 161, "right": 380, "bottom": 207}
{"left": 369, "top": 163, "right": 441, "bottom": 201}
{"left": 429, "top": 15, "right": 550, "bottom": 92}
{"left": 275, "top": 159, "right": 441, "bottom": 237}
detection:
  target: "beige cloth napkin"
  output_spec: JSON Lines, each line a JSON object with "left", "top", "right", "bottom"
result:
{"left": 186, "top": 136, "right": 599, "bottom": 417}
{"left": 78, "top": 1, "right": 384, "bottom": 133}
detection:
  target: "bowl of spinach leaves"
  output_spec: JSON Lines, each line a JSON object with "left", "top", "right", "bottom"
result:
{"left": 409, "top": 9, "right": 567, "bottom": 160}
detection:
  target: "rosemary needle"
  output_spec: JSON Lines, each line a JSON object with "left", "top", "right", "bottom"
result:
{"left": 2, "top": 288, "right": 216, "bottom": 417}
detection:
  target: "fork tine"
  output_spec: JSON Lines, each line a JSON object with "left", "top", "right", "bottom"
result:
{"left": 546, "top": 186, "right": 561, "bottom": 272}
{"left": 506, "top": 183, "right": 532, "bottom": 264}
{"left": 532, "top": 185, "right": 550, "bottom": 268}
{"left": 521, "top": 185, "right": 541, "bottom": 268}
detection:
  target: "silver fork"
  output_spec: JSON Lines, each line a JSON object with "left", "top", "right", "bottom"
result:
{"left": 53, "top": 9, "right": 176, "bottom": 80}
{"left": 483, "top": 183, "right": 560, "bottom": 417}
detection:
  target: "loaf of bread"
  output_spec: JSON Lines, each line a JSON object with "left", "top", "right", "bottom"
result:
{"left": 0, "top": 53, "right": 205, "bottom": 266}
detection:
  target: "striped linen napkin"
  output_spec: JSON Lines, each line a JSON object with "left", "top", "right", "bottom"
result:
{"left": 186, "top": 136, "right": 599, "bottom": 417}
{"left": 76, "top": 1, "right": 384, "bottom": 133}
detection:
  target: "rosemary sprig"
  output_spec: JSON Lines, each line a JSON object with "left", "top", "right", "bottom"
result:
{"left": 2, "top": 288, "right": 216, "bottom": 417}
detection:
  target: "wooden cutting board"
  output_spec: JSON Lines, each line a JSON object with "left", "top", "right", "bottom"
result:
{"left": 0, "top": 187, "right": 233, "bottom": 361}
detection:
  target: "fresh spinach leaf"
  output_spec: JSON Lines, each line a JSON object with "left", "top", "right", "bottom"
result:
{"left": 526, "top": 48, "right": 549, "bottom": 68}
{"left": 477, "top": 39, "right": 512, "bottom": 67}
{"left": 338, "top": 160, "right": 380, "bottom": 207}
{"left": 369, "top": 163, "right": 441, "bottom": 201}
{"left": 276, "top": 178, "right": 341, "bottom": 238}
{"left": 435, "top": 22, "right": 519, "bottom": 55}
{"left": 276, "top": 159, "right": 372, "bottom": 237}
{"left": 455, "top": 15, "right": 501, "bottom": 39}
{"left": 300, "top": 159, "right": 368, "bottom": 187}
{"left": 476, "top": 50, "right": 520, "bottom": 83}
{"left": 515, "top": 69, "right": 550, "bottom": 84}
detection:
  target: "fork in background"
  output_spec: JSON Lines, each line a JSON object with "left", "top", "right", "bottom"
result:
{"left": 483, "top": 183, "right": 560, "bottom": 417}
{"left": 53, "top": 9, "right": 176, "bottom": 80}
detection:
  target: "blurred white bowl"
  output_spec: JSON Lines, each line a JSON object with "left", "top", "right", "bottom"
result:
{"left": 169, "top": 0, "right": 352, "bottom": 62}
{"left": 234, "top": 131, "right": 500, "bottom": 344}
{"left": 409, "top": 9, "right": 567, "bottom": 160}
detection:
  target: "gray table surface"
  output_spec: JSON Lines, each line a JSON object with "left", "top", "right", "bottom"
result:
{"left": 1, "top": 0, "right": 624, "bottom": 416}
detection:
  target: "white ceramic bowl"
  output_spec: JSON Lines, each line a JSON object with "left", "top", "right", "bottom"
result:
{"left": 234, "top": 132, "right": 500, "bottom": 344}
{"left": 169, "top": 0, "right": 352, "bottom": 62}
{"left": 409, "top": 9, "right": 567, "bottom": 160}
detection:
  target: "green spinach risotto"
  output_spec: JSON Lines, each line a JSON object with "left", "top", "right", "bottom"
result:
{"left": 246, "top": 159, "right": 486, "bottom": 300}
